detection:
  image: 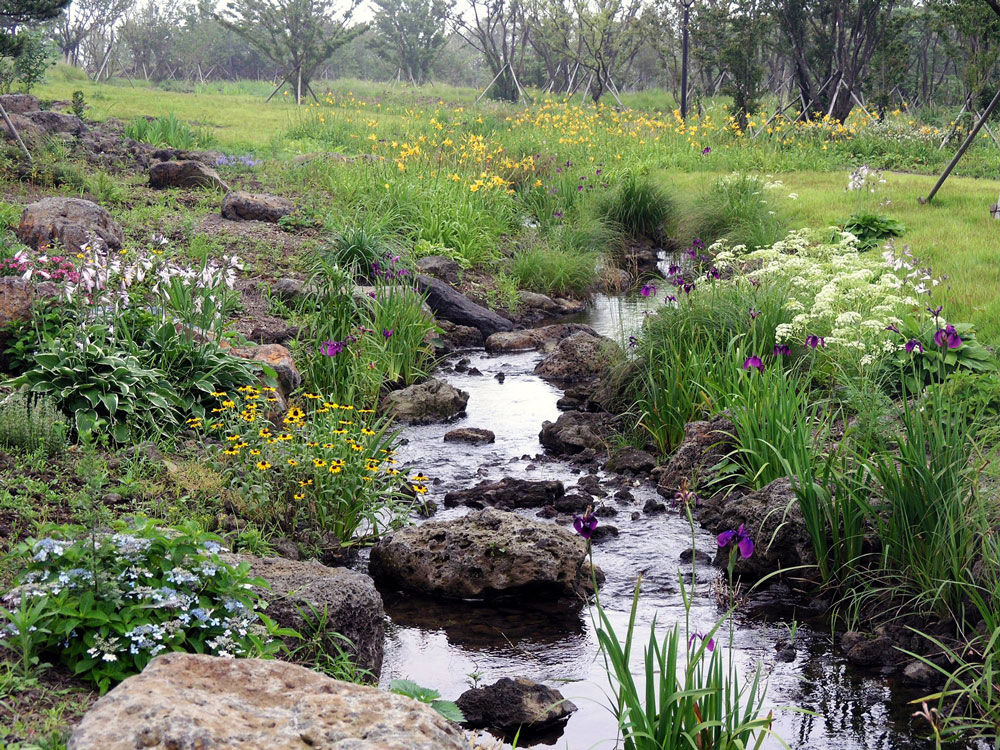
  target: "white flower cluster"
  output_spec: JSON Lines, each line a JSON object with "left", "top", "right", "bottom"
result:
{"left": 717, "top": 229, "right": 936, "bottom": 359}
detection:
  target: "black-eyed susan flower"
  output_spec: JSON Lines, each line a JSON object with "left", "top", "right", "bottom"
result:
{"left": 227, "top": 434, "right": 242, "bottom": 441}
{"left": 313, "top": 458, "right": 327, "bottom": 467}
{"left": 288, "top": 459, "right": 299, "bottom": 466}
{"left": 294, "top": 492, "right": 306, "bottom": 500}
{"left": 250, "top": 449, "right": 261, "bottom": 456}
{"left": 256, "top": 461, "right": 272, "bottom": 471}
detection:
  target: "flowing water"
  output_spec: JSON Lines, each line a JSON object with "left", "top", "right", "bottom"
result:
{"left": 373, "top": 294, "right": 960, "bottom": 750}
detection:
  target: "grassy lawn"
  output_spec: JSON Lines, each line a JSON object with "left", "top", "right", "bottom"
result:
{"left": 663, "top": 169, "right": 1000, "bottom": 339}
{"left": 33, "top": 72, "right": 1000, "bottom": 339}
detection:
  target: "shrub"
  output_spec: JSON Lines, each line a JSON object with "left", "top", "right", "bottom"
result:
{"left": 684, "top": 173, "right": 786, "bottom": 249}
{"left": 203, "top": 387, "right": 417, "bottom": 547}
{"left": 0, "top": 521, "right": 290, "bottom": 693}
{"left": 510, "top": 243, "right": 597, "bottom": 297}
{"left": 842, "top": 211, "right": 905, "bottom": 249}
{"left": 596, "top": 171, "right": 675, "bottom": 239}
{"left": 124, "top": 114, "right": 217, "bottom": 150}
{"left": 0, "top": 392, "right": 68, "bottom": 456}
{"left": 8, "top": 339, "right": 177, "bottom": 442}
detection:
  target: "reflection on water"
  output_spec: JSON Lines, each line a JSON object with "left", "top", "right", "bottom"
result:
{"left": 377, "top": 300, "right": 967, "bottom": 750}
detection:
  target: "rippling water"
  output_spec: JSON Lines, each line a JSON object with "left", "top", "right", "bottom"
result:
{"left": 375, "top": 301, "right": 964, "bottom": 750}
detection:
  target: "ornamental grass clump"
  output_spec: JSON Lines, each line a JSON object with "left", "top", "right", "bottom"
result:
{"left": 0, "top": 392, "right": 68, "bottom": 456}
{"left": 596, "top": 170, "right": 676, "bottom": 240}
{"left": 0, "top": 520, "right": 289, "bottom": 693}
{"left": 200, "top": 386, "right": 420, "bottom": 547}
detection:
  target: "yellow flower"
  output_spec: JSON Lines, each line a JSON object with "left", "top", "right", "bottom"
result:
{"left": 411, "top": 484, "right": 428, "bottom": 495}
{"left": 313, "top": 458, "right": 327, "bottom": 467}
{"left": 227, "top": 435, "right": 242, "bottom": 441}
{"left": 410, "top": 474, "right": 430, "bottom": 482}
{"left": 361, "top": 428, "right": 375, "bottom": 436}
{"left": 298, "top": 479, "right": 313, "bottom": 487}
{"left": 256, "top": 461, "right": 272, "bottom": 471}
{"left": 288, "top": 459, "right": 299, "bottom": 466}
{"left": 250, "top": 449, "right": 261, "bottom": 456}
{"left": 294, "top": 492, "right": 306, "bottom": 500}
{"left": 223, "top": 448, "right": 239, "bottom": 456}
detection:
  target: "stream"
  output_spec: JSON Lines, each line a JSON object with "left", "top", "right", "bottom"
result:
{"left": 373, "top": 293, "right": 959, "bottom": 750}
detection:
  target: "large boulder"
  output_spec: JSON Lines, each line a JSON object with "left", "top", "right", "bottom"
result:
{"left": 485, "top": 324, "right": 598, "bottom": 354}
{"left": 655, "top": 415, "right": 735, "bottom": 498}
{"left": 221, "top": 191, "right": 295, "bottom": 223}
{"left": 369, "top": 507, "right": 592, "bottom": 600}
{"left": 534, "top": 330, "right": 616, "bottom": 383}
{"left": 416, "top": 274, "right": 513, "bottom": 338}
{"left": 381, "top": 378, "right": 469, "bottom": 424}
{"left": 415, "top": 255, "right": 460, "bottom": 285}
{"left": 456, "top": 677, "right": 577, "bottom": 732}
{"left": 228, "top": 343, "right": 301, "bottom": 399}
{"left": 539, "top": 411, "right": 611, "bottom": 455}
{"left": 18, "top": 197, "right": 123, "bottom": 252}
{"left": 444, "top": 477, "right": 564, "bottom": 509}
{"left": 605, "top": 446, "right": 656, "bottom": 475}
{"left": 434, "top": 318, "right": 483, "bottom": 352}
{"left": 698, "top": 477, "right": 815, "bottom": 580}
{"left": 225, "top": 554, "right": 385, "bottom": 676}
{"left": 149, "top": 159, "right": 230, "bottom": 191}
{"left": 67, "top": 652, "right": 467, "bottom": 750}
{"left": 0, "top": 94, "right": 39, "bottom": 114}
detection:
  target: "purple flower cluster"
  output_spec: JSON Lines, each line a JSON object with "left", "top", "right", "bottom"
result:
{"left": 371, "top": 254, "right": 410, "bottom": 282}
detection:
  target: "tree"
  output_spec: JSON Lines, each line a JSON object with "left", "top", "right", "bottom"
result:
{"left": 453, "top": 0, "right": 529, "bottom": 102}
{"left": 773, "top": 0, "right": 896, "bottom": 123}
{"left": 118, "top": 0, "right": 180, "bottom": 81}
{"left": 372, "top": 0, "right": 454, "bottom": 85}
{"left": 695, "top": 0, "right": 770, "bottom": 129}
{"left": 0, "top": 0, "right": 72, "bottom": 57}
{"left": 929, "top": 0, "right": 1000, "bottom": 110}
{"left": 53, "top": 0, "right": 133, "bottom": 67}
{"left": 568, "top": 0, "right": 645, "bottom": 103}
{"left": 216, "top": 0, "right": 366, "bottom": 104}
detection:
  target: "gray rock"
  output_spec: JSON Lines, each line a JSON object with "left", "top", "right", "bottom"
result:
{"left": 18, "top": 197, "right": 123, "bottom": 252}
{"left": 457, "top": 677, "right": 577, "bottom": 731}
{"left": 381, "top": 378, "right": 469, "bottom": 424}
{"left": 485, "top": 324, "right": 599, "bottom": 354}
{"left": 416, "top": 274, "right": 513, "bottom": 338}
{"left": 699, "top": 477, "right": 814, "bottom": 580}
{"left": 534, "top": 330, "right": 617, "bottom": 383}
{"left": 0, "top": 94, "right": 39, "bottom": 114}
{"left": 415, "top": 255, "right": 461, "bottom": 285}
{"left": 67, "top": 653, "right": 466, "bottom": 750}
{"left": 444, "top": 477, "right": 564, "bottom": 509}
{"left": 539, "top": 411, "right": 611, "bottom": 455}
{"left": 149, "top": 159, "right": 230, "bottom": 191}
{"left": 222, "top": 554, "right": 385, "bottom": 676}
{"left": 903, "top": 660, "right": 938, "bottom": 686}
{"left": 656, "top": 415, "right": 735, "bottom": 498}
{"left": 443, "top": 427, "right": 495, "bottom": 445}
{"left": 369, "top": 507, "right": 592, "bottom": 600}
{"left": 221, "top": 191, "right": 295, "bottom": 223}
{"left": 605, "top": 447, "right": 656, "bottom": 475}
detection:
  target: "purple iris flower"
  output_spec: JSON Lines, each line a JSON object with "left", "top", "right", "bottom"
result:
{"left": 688, "top": 632, "right": 716, "bottom": 651}
{"left": 383, "top": 328, "right": 394, "bottom": 339}
{"left": 885, "top": 323, "right": 901, "bottom": 335}
{"left": 717, "top": 523, "right": 754, "bottom": 558}
{"left": 905, "top": 339, "right": 923, "bottom": 353}
{"left": 805, "top": 335, "right": 825, "bottom": 349}
{"left": 628, "top": 335, "right": 639, "bottom": 347}
{"left": 692, "top": 238, "right": 705, "bottom": 250}
{"left": 682, "top": 282, "right": 696, "bottom": 295}
{"left": 553, "top": 210, "right": 563, "bottom": 219}
{"left": 641, "top": 283, "right": 657, "bottom": 298}
{"left": 665, "top": 294, "right": 678, "bottom": 304}
{"left": 927, "top": 305, "right": 943, "bottom": 319}
{"left": 573, "top": 510, "right": 598, "bottom": 540}
{"left": 706, "top": 267, "right": 721, "bottom": 281}
{"left": 320, "top": 340, "right": 344, "bottom": 357}
{"left": 667, "top": 264, "right": 680, "bottom": 276}
{"left": 702, "top": 147, "right": 712, "bottom": 155}
{"left": 773, "top": 344, "right": 791, "bottom": 357}
{"left": 686, "top": 247, "right": 698, "bottom": 260}
{"left": 749, "top": 308, "right": 760, "bottom": 320}
{"left": 934, "top": 325, "right": 962, "bottom": 349}
{"left": 743, "top": 356, "right": 764, "bottom": 372}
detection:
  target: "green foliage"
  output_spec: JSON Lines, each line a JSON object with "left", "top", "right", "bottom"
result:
{"left": 890, "top": 315, "right": 996, "bottom": 392}
{"left": 284, "top": 603, "right": 371, "bottom": 683}
{"left": 842, "top": 211, "right": 905, "bottom": 249}
{"left": 82, "top": 171, "right": 127, "bottom": 205}
{"left": 70, "top": 90, "right": 85, "bottom": 118}
{"left": 7, "top": 339, "right": 177, "bottom": 443}
{"left": 325, "top": 224, "right": 395, "bottom": 281}
{"left": 509, "top": 243, "right": 597, "bottom": 297}
{"left": 596, "top": 170, "right": 675, "bottom": 239}
{"left": 0, "top": 392, "right": 68, "bottom": 456}
{"left": 389, "top": 679, "right": 465, "bottom": 722}
{"left": 1, "top": 521, "right": 291, "bottom": 693}
{"left": 371, "top": 0, "right": 454, "bottom": 86}
{"left": 684, "top": 173, "right": 786, "bottom": 249}
{"left": 13, "top": 33, "right": 56, "bottom": 94}
{"left": 124, "top": 114, "right": 217, "bottom": 149}
{"left": 595, "top": 576, "right": 777, "bottom": 750}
